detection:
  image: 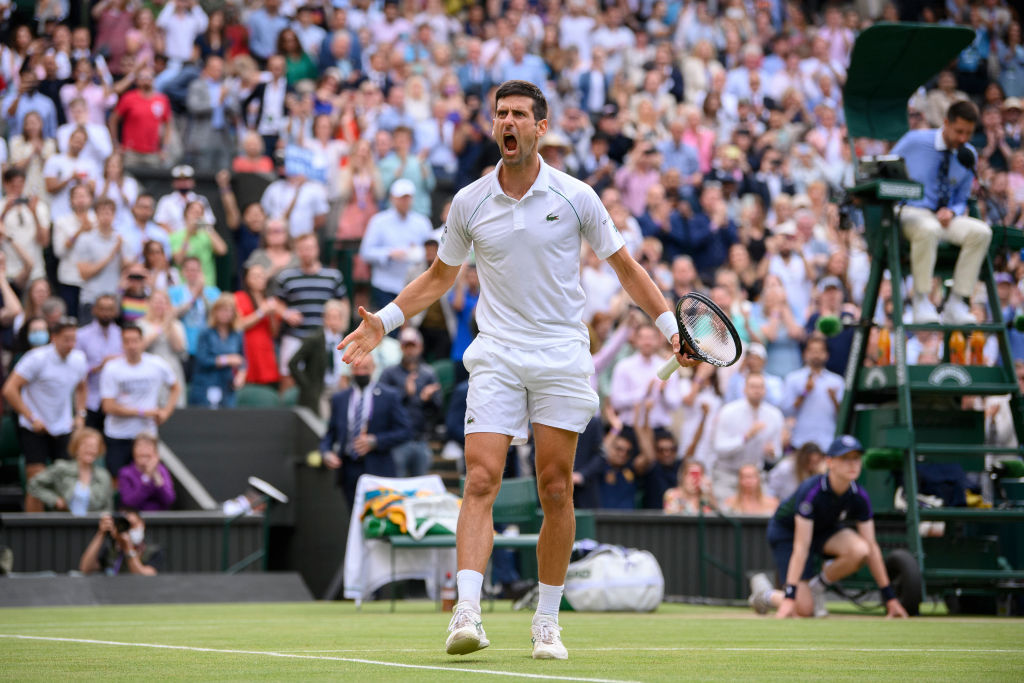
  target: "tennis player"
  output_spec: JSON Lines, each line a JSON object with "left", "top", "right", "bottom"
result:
{"left": 748, "top": 435, "right": 910, "bottom": 619}
{"left": 340, "top": 80, "right": 697, "bottom": 660}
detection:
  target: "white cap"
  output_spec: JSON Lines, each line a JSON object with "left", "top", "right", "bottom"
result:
{"left": 390, "top": 178, "right": 416, "bottom": 197}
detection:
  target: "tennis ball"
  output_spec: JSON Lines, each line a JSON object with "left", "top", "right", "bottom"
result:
{"left": 306, "top": 451, "right": 322, "bottom": 468}
{"left": 816, "top": 315, "right": 842, "bottom": 338}
{"left": 1014, "top": 314, "right": 1024, "bottom": 332}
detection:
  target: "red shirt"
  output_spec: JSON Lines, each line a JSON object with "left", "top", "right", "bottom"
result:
{"left": 115, "top": 90, "right": 170, "bottom": 154}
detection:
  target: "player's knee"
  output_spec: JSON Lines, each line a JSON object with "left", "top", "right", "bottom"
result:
{"left": 849, "top": 538, "right": 871, "bottom": 565}
{"left": 537, "top": 470, "right": 571, "bottom": 507}
{"left": 463, "top": 466, "right": 503, "bottom": 501}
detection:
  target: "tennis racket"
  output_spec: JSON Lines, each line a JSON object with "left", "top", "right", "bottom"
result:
{"left": 656, "top": 292, "right": 743, "bottom": 380}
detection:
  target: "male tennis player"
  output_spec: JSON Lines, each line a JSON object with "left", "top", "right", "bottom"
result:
{"left": 341, "top": 80, "right": 696, "bottom": 660}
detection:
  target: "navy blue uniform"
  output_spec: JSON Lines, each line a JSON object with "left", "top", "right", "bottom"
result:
{"left": 767, "top": 474, "right": 873, "bottom": 581}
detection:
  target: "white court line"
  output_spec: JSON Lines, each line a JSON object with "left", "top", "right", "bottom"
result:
{"left": 0, "top": 634, "right": 637, "bottom": 683}
{"left": 282, "top": 646, "right": 1024, "bottom": 655}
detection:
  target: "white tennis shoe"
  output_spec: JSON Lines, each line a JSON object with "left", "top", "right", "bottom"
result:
{"left": 531, "top": 616, "right": 568, "bottom": 660}
{"left": 808, "top": 576, "right": 829, "bottom": 618}
{"left": 445, "top": 601, "right": 490, "bottom": 655}
{"left": 748, "top": 572, "right": 774, "bottom": 615}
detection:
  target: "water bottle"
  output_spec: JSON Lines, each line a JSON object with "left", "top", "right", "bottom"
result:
{"left": 441, "top": 571, "right": 456, "bottom": 612}
{"left": 207, "top": 385, "right": 223, "bottom": 410}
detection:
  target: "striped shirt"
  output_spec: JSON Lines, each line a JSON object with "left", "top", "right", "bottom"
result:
{"left": 771, "top": 473, "right": 872, "bottom": 538}
{"left": 272, "top": 266, "right": 348, "bottom": 339}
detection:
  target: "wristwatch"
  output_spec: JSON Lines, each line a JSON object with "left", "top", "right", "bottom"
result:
{"left": 77, "top": 409, "right": 87, "bottom": 418}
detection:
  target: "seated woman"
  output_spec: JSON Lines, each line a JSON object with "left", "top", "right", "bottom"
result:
{"left": 663, "top": 458, "right": 717, "bottom": 515}
{"left": 117, "top": 433, "right": 176, "bottom": 511}
{"left": 189, "top": 294, "right": 246, "bottom": 407}
{"left": 722, "top": 463, "right": 779, "bottom": 516}
{"left": 26, "top": 427, "right": 113, "bottom": 513}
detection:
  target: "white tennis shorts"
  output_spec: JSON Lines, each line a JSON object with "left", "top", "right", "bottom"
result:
{"left": 462, "top": 335, "right": 599, "bottom": 445}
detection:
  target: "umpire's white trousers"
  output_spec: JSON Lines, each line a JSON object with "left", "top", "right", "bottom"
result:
{"left": 899, "top": 206, "right": 992, "bottom": 298}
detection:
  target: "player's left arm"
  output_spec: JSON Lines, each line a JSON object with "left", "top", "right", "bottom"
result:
{"left": 606, "top": 246, "right": 697, "bottom": 368}
{"left": 856, "top": 519, "right": 909, "bottom": 619}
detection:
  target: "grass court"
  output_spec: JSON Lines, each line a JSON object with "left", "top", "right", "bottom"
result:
{"left": 2, "top": 601, "right": 1022, "bottom": 681}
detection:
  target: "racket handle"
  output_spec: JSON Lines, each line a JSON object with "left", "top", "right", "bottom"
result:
{"left": 657, "top": 357, "right": 681, "bottom": 381}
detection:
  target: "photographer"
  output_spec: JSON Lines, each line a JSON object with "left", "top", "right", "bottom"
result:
{"left": 79, "top": 507, "right": 159, "bottom": 575}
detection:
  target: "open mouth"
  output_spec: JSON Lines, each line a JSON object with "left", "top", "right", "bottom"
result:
{"left": 503, "top": 133, "right": 518, "bottom": 154}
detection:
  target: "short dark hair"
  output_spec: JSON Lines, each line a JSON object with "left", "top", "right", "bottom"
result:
{"left": 946, "top": 100, "right": 979, "bottom": 126}
{"left": 494, "top": 80, "right": 547, "bottom": 122}
{"left": 94, "top": 197, "right": 116, "bottom": 211}
{"left": 122, "top": 323, "right": 143, "bottom": 337}
{"left": 3, "top": 168, "right": 25, "bottom": 183}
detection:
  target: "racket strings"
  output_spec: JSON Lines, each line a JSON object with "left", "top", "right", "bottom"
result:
{"left": 679, "top": 301, "right": 739, "bottom": 365}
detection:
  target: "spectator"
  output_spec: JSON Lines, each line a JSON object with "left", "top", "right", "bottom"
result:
{"left": 597, "top": 427, "right": 646, "bottom": 510}
{"left": 170, "top": 200, "right": 229, "bottom": 287}
{"left": 722, "top": 463, "right": 778, "bottom": 516}
{"left": 609, "top": 323, "right": 683, "bottom": 439}
{"left": 169, "top": 256, "right": 221, "bottom": 357}
{"left": 710, "top": 373, "right": 785, "bottom": 504}
{"left": 767, "top": 441, "right": 826, "bottom": 502}
{"left": 26, "top": 427, "right": 113, "bottom": 513}
{"left": 663, "top": 458, "right": 716, "bottom": 514}
{"left": 3, "top": 68, "right": 58, "bottom": 139}
{"left": 320, "top": 354, "right": 412, "bottom": 505}
{"left": 277, "top": 27, "right": 317, "bottom": 86}
{"left": 2, "top": 315, "right": 87, "bottom": 507}
{"left": 120, "top": 194, "right": 169, "bottom": 263}
{"left": 247, "top": 0, "right": 290, "bottom": 64}
{"left": 447, "top": 263, "right": 479, "bottom": 382}
{"left": 72, "top": 198, "right": 131, "bottom": 322}
{"left": 117, "top": 433, "right": 175, "bottom": 511}
{"left": 378, "top": 125, "right": 435, "bottom": 219}
{"left": 119, "top": 263, "right": 149, "bottom": 322}
{"left": 637, "top": 409, "right": 680, "bottom": 511}
{"left": 76, "top": 293, "right": 122, "bottom": 432}
{"left": 378, "top": 327, "right": 443, "bottom": 478}
{"left": 156, "top": 0, "right": 208, "bottom": 66}
{"left": 336, "top": 137, "right": 382, "bottom": 242}
{"left": 805, "top": 276, "right": 857, "bottom": 376}
{"left": 97, "top": 152, "right": 139, "bottom": 230}
{"left": 360, "top": 178, "right": 433, "bottom": 311}
{"left": 99, "top": 324, "right": 181, "bottom": 477}
{"left": 43, "top": 126, "right": 102, "bottom": 222}
{"left": 10, "top": 276, "right": 46, "bottom": 336}
{"left": 59, "top": 60, "right": 116, "bottom": 125}
{"left": 260, "top": 168, "right": 329, "bottom": 238}
{"left": 79, "top": 507, "right": 159, "bottom": 575}
{"left": 244, "top": 217, "right": 297, "bottom": 280}
{"left": 676, "top": 362, "right": 724, "bottom": 469}
{"left": 137, "top": 289, "right": 187, "bottom": 407}
{"left": 288, "top": 298, "right": 349, "bottom": 416}
{"left": 8, "top": 111, "right": 57, "bottom": 198}
{"left": 235, "top": 263, "right": 281, "bottom": 389}
{"left": 51, "top": 183, "right": 95, "bottom": 317}
{"left": 189, "top": 293, "right": 246, "bottom": 407}
{"left": 143, "top": 239, "right": 179, "bottom": 291}
{"left": 244, "top": 54, "right": 293, "bottom": 156}
{"left": 109, "top": 67, "right": 172, "bottom": 167}
{"left": 185, "top": 56, "right": 237, "bottom": 172}
{"left": 753, "top": 274, "right": 805, "bottom": 377}
{"left": 0, "top": 168, "right": 49, "bottom": 289}
{"left": 724, "top": 342, "right": 784, "bottom": 408}
{"left": 271, "top": 233, "right": 347, "bottom": 391}
{"left": 783, "top": 335, "right": 844, "bottom": 451}
{"left": 233, "top": 130, "right": 276, "bottom": 174}
{"left": 92, "top": 0, "right": 136, "bottom": 74}
{"left": 154, "top": 164, "right": 214, "bottom": 235}
{"left": 688, "top": 182, "right": 739, "bottom": 282}
{"left": 765, "top": 221, "right": 814, "bottom": 322}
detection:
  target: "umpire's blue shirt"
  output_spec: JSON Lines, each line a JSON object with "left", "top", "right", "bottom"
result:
{"left": 770, "top": 473, "right": 873, "bottom": 540}
{"left": 890, "top": 128, "right": 975, "bottom": 215}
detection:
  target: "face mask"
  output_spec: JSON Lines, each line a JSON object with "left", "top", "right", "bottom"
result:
{"left": 28, "top": 330, "right": 49, "bottom": 347}
{"left": 178, "top": 188, "right": 190, "bottom": 197}
{"left": 129, "top": 527, "right": 145, "bottom": 546}
{"left": 353, "top": 374, "right": 371, "bottom": 389}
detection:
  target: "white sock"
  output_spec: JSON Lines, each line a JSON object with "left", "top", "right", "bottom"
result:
{"left": 534, "top": 582, "right": 564, "bottom": 621}
{"left": 456, "top": 569, "right": 483, "bottom": 612}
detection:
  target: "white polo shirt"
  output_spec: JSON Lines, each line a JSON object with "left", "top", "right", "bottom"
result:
{"left": 438, "top": 157, "right": 625, "bottom": 349}
{"left": 11, "top": 345, "right": 88, "bottom": 435}
{"left": 99, "top": 353, "right": 177, "bottom": 440}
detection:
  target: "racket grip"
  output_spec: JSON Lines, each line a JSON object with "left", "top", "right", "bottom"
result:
{"left": 657, "top": 357, "right": 681, "bottom": 381}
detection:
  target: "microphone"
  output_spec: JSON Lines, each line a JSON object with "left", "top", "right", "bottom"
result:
{"left": 816, "top": 315, "right": 842, "bottom": 338}
{"left": 956, "top": 146, "right": 977, "bottom": 174}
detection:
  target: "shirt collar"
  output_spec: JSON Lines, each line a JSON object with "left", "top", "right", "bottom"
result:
{"left": 490, "top": 155, "right": 552, "bottom": 200}
{"left": 934, "top": 127, "right": 948, "bottom": 152}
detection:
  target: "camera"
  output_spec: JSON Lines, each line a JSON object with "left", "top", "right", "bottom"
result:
{"left": 113, "top": 515, "right": 131, "bottom": 534}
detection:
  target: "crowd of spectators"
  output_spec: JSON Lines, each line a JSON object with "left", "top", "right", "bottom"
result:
{"left": 0, "top": 0, "right": 1023, "bottom": 518}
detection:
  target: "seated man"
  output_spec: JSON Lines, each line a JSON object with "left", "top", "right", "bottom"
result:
{"left": 78, "top": 507, "right": 160, "bottom": 575}
{"left": 748, "top": 435, "right": 909, "bottom": 619}
{"left": 892, "top": 100, "right": 991, "bottom": 324}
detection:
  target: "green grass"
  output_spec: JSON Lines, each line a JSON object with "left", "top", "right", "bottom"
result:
{"left": 1, "top": 601, "right": 1022, "bottom": 681}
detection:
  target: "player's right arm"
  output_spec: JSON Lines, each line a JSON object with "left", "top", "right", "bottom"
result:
{"left": 777, "top": 515, "right": 813, "bottom": 619}
{"left": 339, "top": 258, "right": 461, "bottom": 364}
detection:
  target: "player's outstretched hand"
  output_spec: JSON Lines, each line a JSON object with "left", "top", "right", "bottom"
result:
{"left": 672, "top": 335, "right": 702, "bottom": 368}
{"left": 339, "top": 306, "right": 385, "bottom": 363}
{"left": 776, "top": 598, "right": 796, "bottom": 619}
{"left": 885, "top": 599, "right": 909, "bottom": 619}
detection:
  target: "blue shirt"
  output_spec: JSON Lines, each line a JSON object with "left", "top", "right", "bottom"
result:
{"left": 248, "top": 10, "right": 290, "bottom": 59}
{"left": 3, "top": 91, "right": 58, "bottom": 138}
{"left": 782, "top": 365, "right": 845, "bottom": 450}
{"left": 771, "top": 473, "right": 873, "bottom": 538}
{"left": 167, "top": 284, "right": 222, "bottom": 354}
{"left": 891, "top": 128, "right": 975, "bottom": 216}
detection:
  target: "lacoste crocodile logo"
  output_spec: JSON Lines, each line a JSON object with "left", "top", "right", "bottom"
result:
{"left": 546, "top": 213, "right": 558, "bottom": 221}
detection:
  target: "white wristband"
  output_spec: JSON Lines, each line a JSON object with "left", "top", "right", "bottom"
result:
{"left": 655, "top": 311, "right": 678, "bottom": 343}
{"left": 376, "top": 302, "right": 405, "bottom": 334}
